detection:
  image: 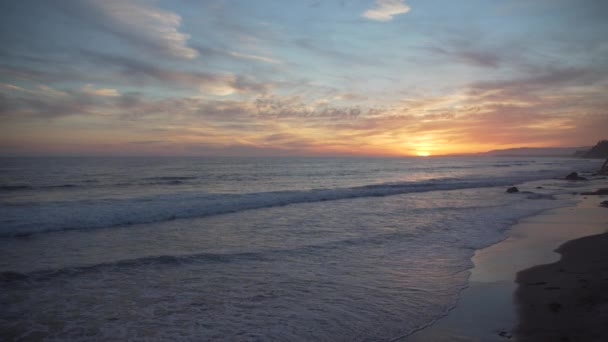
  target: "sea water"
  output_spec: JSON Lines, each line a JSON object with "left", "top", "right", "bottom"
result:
{"left": 0, "top": 156, "right": 600, "bottom": 340}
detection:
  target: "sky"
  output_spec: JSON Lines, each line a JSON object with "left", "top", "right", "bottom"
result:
{"left": 0, "top": 0, "right": 607, "bottom": 156}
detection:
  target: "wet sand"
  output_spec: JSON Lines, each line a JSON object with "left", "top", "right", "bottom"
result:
{"left": 406, "top": 179, "right": 608, "bottom": 341}
{"left": 515, "top": 232, "right": 608, "bottom": 341}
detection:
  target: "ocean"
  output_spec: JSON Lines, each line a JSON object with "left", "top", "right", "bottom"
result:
{"left": 0, "top": 156, "right": 600, "bottom": 340}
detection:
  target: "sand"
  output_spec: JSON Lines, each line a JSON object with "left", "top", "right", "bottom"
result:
{"left": 405, "top": 178, "right": 608, "bottom": 341}
{"left": 515, "top": 233, "right": 608, "bottom": 341}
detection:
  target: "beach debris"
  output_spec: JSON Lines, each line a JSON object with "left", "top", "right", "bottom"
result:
{"left": 581, "top": 188, "right": 608, "bottom": 195}
{"left": 600, "top": 201, "right": 608, "bottom": 208}
{"left": 506, "top": 186, "right": 519, "bottom": 193}
{"left": 565, "top": 172, "right": 587, "bottom": 181}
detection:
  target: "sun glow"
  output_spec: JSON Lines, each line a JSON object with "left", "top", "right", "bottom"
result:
{"left": 416, "top": 151, "right": 431, "bottom": 157}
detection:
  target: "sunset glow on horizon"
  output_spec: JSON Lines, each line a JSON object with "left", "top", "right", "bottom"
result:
{"left": 1, "top": 0, "right": 607, "bottom": 156}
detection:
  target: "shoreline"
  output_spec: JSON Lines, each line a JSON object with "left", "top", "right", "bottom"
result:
{"left": 405, "top": 177, "right": 608, "bottom": 341}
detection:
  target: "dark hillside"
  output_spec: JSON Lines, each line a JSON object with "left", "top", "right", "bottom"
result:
{"left": 583, "top": 140, "right": 608, "bottom": 158}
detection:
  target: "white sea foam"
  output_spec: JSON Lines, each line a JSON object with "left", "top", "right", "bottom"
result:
{"left": 0, "top": 170, "right": 588, "bottom": 237}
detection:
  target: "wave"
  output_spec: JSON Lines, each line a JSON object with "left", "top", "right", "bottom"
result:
{"left": 0, "top": 230, "right": 428, "bottom": 283}
{"left": 0, "top": 172, "right": 562, "bottom": 237}
{"left": 0, "top": 252, "right": 245, "bottom": 284}
{"left": 0, "top": 177, "right": 197, "bottom": 193}
{"left": 43, "top": 184, "right": 79, "bottom": 189}
{"left": 0, "top": 185, "right": 32, "bottom": 191}
{"left": 1, "top": 183, "right": 83, "bottom": 192}
{"left": 492, "top": 162, "right": 536, "bottom": 167}
{"left": 142, "top": 176, "right": 198, "bottom": 181}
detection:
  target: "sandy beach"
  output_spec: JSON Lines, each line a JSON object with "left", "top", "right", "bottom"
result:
{"left": 515, "top": 233, "right": 608, "bottom": 341}
{"left": 406, "top": 177, "right": 608, "bottom": 341}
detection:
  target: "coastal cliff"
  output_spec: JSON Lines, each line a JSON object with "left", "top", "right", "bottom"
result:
{"left": 582, "top": 140, "right": 608, "bottom": 159}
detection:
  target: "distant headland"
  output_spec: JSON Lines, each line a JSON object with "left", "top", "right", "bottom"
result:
{"left": 471, "top": 140, "right": 608, "bottom": 158}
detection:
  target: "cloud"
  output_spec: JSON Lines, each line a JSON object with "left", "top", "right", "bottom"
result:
{"left": 81, "top": 84, "right": 119, "bottom": 97}
{"left": 2, "top": 80, "right": 606, "bottom": 155}
{"left": 83, "top": 52, "right": 272, "bottom": 95}
{"left": 127, "top": 140, "right": 168, "bottom": 146}
{"left": 82, "top": 0, "right": 198, "bottom": 59}
{"left": 37, "top": 85, "right": 68, "bottom": 97}
{"left": 468, "top": 67, "right": 603, "bottom": 96}
{"left": 0, "top": 83, "right": 34, "bottom": 93}
{"left": 424, "top": 46, "right": 502, "bottom": 68}
{"left": 227, "top": 51, "right": 281, "bottom": 64}
{"left": 0, "top": 83, "right": 66, "bottom": 97}
{"left": 255, "top": 97, "right": 364, "bottom": 119}
{"left": 294, "top": 39, "right": 375, "bottom": 65}
{"left": 190, "top": 44, "right": 283, "bottom": 66}
{"left": 362, "top": 0, "right": 411, "bottom": 22}
{"left": 0, "top": 84, "right": 263, "bottom": 122}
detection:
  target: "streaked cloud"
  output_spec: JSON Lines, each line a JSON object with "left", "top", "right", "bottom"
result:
{"left": 362, "top": 0, "right": 411, "bottom": 21}
{"left": 37, "top": 85, "right": 67, "bottom": 97}
{"left": 0, "top": 83, "right": 66, "bottom": 97}
{"left": 85, "top": 0, "right": 198, "bottom": 59}
{"left": 0, "top": 83, "right": 34, "bottom": 94}
{"left": 81, "top": 84, "right": 119, "bottom": 97}
{"left": 424, "top": 46, "right": 502, "bottom": 68}
{"left": 227, "top": 51, "right": 281, "bottom": 64}
{"left": 82, "top": 52, "right": 273, "bottom": 95}
{"left": 255, "top": 97, "right": 364, "bottom": 119}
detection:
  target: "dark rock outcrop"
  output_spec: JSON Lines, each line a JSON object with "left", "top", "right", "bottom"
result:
{"left": 598, "top": 158, "right": 608, "bottom": 175}
{"left": 600, "top": 201, "right": 608, "bottom": 208}
{"left": 581, "top": 188, "right": 608, "bottom": 196}
{"left": 565, "top": 172, "right": 587, "bottom": 181}
{"left": 506, "top": 186, "right": 519, "bottom": 193}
